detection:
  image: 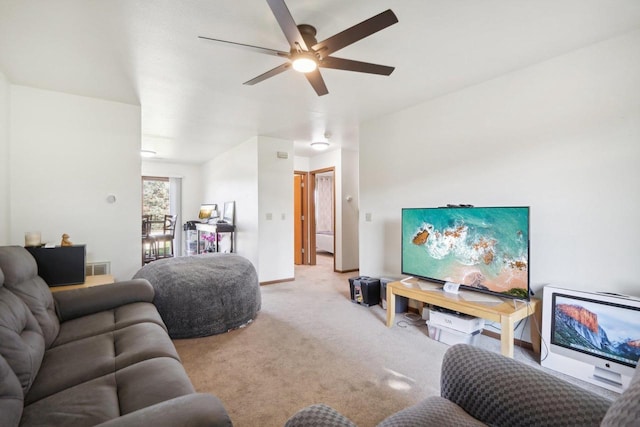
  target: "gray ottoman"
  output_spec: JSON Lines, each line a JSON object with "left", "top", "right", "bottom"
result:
{"left": 133, "top": 253, "right": 261, "bottom": 339}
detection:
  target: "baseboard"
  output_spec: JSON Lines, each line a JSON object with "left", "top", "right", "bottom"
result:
{"left": 260, "top": 277, "right": 295, "bottom": 286}
{"left": 336, "top": 268, "right": 358, "bottom": 273}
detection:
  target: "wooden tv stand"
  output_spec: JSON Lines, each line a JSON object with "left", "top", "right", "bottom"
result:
{"left": 386, "top": 279, "right": 541, "bottom": 358}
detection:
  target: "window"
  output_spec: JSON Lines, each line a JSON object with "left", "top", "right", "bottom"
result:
{"left": 142, "top": 176, "right": 170, "bottom": 234}
{"left": 141, "top": 176, "right": 183, "bottom": 257}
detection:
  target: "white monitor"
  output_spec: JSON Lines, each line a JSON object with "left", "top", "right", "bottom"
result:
{"left": 541, "top": 285, "right": 640, "bottom": 393}
{"left": 223, "top": 201, "right": 235, "bottom": 224}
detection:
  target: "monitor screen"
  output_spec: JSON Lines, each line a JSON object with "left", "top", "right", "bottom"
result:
{"left": 198, "top": 204, "right": 217, "bottom": 220}
{"left": 551, "top": 293, "right": 640, "bottom": 368}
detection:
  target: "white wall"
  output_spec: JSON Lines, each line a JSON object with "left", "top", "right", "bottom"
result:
{"left": 340, "top": 149, "right": 359, "bottom": 271}
{"left": 258, "top": 137, "right": 294, "bottom": 282}
{"left": 293, "top": 156, "right": 310, "bottom": 172}
{"left": 360, "top": 30, "right": 640, "bottom": 298}
{"left": 0, "top": 72, "right": 9, "bottom": 244}
{"left": 9, "top": 85, "right": 141, "bottom": 280}
{"left": 202, "top": 137, "right": 260, "bottom": 275}
{"left": 201, "top": 136, "right": 294, "bottom": 283}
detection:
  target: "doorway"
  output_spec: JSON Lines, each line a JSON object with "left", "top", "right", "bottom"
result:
{"left": 309, "top": 167, "right": 335, "bottom": 269}
{"left": 293, "top": 168, "right": 336, "bottom": 269}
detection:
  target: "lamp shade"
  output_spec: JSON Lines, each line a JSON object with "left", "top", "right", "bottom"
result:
{"left": 292, "top": 55, "right": 317, "bottom": 73}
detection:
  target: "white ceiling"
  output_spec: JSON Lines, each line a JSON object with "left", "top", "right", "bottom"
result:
{"left": 1, "top": 0, "right": 639, "bottom": 163}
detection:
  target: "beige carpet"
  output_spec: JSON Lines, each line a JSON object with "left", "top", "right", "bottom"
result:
{"left": 173, "top": 254, "right": 615, "bottom": 427}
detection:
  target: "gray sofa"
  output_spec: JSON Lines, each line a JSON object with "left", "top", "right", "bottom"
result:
{"left": 0, "top": 245, "right": 232, "bottom": 427}
{"left": 286, "top": 344, "right": 640, "bottom": 427}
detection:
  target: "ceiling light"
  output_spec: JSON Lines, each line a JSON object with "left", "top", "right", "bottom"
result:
{"left": 140, "top": 150, "right": 157, "bottom": 158}
{"left": 291, "top": 54, "right": 317, "bottom": 73}
{"left": 310, "top": 141, "right": 329, "bottom": 151}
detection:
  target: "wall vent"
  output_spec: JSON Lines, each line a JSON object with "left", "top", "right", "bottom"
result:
{"left": 86, "top": 262, "right": 111, "bottom": 276}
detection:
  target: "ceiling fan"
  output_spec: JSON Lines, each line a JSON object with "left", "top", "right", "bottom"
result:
{"left": 199, "top": 0, "right": 398, "bottom": 96}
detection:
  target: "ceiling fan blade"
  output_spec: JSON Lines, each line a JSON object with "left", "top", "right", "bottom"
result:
{"left": 312, "top": 9, "right": 398, "bottom": 58}
{"left": 320, "top": 56, "right": 394, "bottom": 75}
{"left": 266, "top": 0, "right": 308, "bottom": 50}
{"left": 304, "top": 69, "right": 329, "bottom": 96}
{"left": 243, "top": 62, "right": 291, "bottom": 85}
{"left": 198, "top": 36, "right": 289, "bottom": 57}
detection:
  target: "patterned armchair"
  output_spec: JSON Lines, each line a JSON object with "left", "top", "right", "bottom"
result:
{"left": 285, "top": 344, "right": 640, "bottom": 427}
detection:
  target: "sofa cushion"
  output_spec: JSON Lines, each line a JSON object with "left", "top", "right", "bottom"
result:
{"left": 377, "top": 396, "right": 487, "bottom": 427}
{"left": 21, "top": 357, "right": 196, "bottom": 427}
{"left": 25, "top": 322, "right": 181, "bottom": 404}
{"left": 601, "top": 365, "right": 640, "bottom": 427}
{"left": 53, "top": 301, "right": 167, "bottom": 346}
{"left": 0, "top": 354, "right": 24, "bottom": 427}
{"left": 0, "top": 246, "right": 60, "bottom": 348}
{"left": 285, "top": 404, "right": 357, "bottom": 427}
{"left": 20, "top": 373, "right": 120, "bottom": 427}
{"left": 0, "top": 287, "right": 45, "bottom": 397}
{"left": 441, "top": 344, "right": 611, "bottom": 426}
{"left": 116, "top": 357, "right": 196, "bottom": 414}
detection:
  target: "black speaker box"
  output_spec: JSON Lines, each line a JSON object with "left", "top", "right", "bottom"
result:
{"left": 26, "top": 245, "right": 86, "bottom": 286}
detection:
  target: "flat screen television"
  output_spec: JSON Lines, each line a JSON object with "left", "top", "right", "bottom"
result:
{"left": 401, "top": 206, "right": 530, "bottom": 301}
{"left": 541, "top": 285, "right": 640, "bottom": 392}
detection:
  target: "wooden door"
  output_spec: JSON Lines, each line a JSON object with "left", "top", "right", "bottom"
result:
{"left": 294, "top": 174, "right": 303, "bottom": 264}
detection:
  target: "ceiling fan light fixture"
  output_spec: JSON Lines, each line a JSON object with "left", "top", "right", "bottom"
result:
{"left": 291, "top": 55, "right": 317, "bottom": 73}
{"left": 310, "top": 141, "right": 329, "bottom": 151}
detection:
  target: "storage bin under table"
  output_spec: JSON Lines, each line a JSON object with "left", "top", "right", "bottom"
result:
{"left": 348, "top": 276, "right": 380, "bottom": 307}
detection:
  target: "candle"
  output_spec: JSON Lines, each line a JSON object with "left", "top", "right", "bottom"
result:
{"left": 25, "top": 232, "right": 41, "bottom": 247}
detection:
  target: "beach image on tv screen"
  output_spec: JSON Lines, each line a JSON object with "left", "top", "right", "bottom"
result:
{"left": 552, "top": 296, "right": 640, "bottom": 366}
{"left": 402, "top": 207, "right": 529, "bottom": 298}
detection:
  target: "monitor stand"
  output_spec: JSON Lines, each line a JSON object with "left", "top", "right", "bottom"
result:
{"left": 593, "top": 366, "right": 623, "bottom": 387}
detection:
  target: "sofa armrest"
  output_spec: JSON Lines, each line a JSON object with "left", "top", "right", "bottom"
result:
{"left": 441, "top": 344, "right": 613, "bottom": 427}
{"left": 95, "top": 393, "right": 232, "bottom": 427}
{"left": 53, "top": 279, "right": 155, "bottom": 322}
{"left": 285, "top": 404, "right": 356, "bottom": 427}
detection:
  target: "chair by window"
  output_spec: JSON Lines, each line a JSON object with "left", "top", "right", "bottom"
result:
{"left": 142, "top": 215, "right": 157, "bottom": 265}
{"left": 155, "top": 214, "right": 177, "bottom": 259}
